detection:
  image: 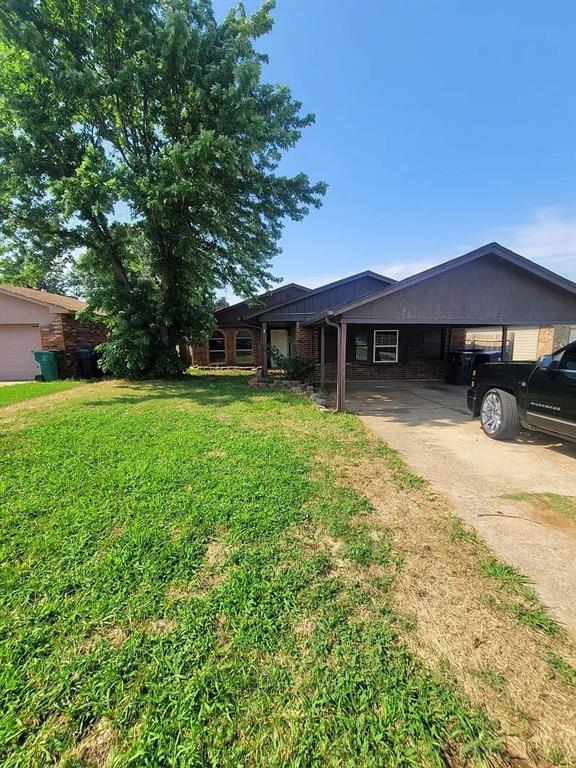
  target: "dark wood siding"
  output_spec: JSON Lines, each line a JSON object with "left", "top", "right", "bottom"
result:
{"left": 341, "top": 255, "right": 576, "bottom": 324}
{"left": 263, "top": 276, "right": 392, "bottom": 320}
{"left": 322, "top": 325, "right": 444, "bottom": 364}
{"left": 215, "top": 285, "right": 309, "bottom": 326}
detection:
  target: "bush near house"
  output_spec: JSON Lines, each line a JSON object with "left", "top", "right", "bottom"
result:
{"left": 269, "top": 346, "right": 317, "bottom": 383}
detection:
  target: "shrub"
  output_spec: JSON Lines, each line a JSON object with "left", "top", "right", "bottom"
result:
{"left": 268, "top": 347, "right": 317, "bottom": 384}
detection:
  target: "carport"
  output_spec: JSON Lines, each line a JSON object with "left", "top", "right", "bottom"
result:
{"left": 306, "top": 243, "right": 576, "bottom": 410}
{"left": 342, "top": 379, "right": 470, "bottom": 422}
{"left": 342, "top": 376, "right": 576, "bottom": 633}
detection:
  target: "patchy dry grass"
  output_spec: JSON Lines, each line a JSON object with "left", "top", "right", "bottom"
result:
{"left": 505, "top": 492, "right": 576, "bottom": 527}
{"left": 1, "top": 374, "right": 575, "bottom": 766}
{"left": 0, "top": 379, "right": 84, "bottom": 408}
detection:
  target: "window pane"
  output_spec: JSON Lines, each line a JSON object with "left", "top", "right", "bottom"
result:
{"left": 355, "top": 331, "right": 368, "bottom": 361}
{"left": 209, "top": 330, "right": 225, "bottom": 363}
{"left": 209, "top": 331, "right": 225, "bottom": 351}
{"left": 209, "top": 349, "right": 226, "bottom": 363}
{"left": 374, "top": 331, "right": 397, "bottom": 347}
{"left": 374, "top": 347, "right": 397, "bottom": 362}
{"left": 560, "top": 349, "right": 576, "bottom": 373}
{"left": 235, "top": 330, "right": 253, "bottom": 363}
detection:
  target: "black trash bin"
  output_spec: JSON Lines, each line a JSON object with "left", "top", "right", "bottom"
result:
{"left": 75, "top": 347, "right": 100, "bottom": 379}
{"left": 472, "top": 350, "right": 501, "bottom": 372}
{"left": 446, "top": 351, "right": 475, "bottom": 385}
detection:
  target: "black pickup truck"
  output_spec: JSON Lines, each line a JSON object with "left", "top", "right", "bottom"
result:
{"left": 467, "top": 341, "right": 576, "bottom": 442}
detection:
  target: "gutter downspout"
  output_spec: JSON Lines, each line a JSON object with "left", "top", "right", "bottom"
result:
{"left": 325, "top": 313, "right": 342, "bottom": 411}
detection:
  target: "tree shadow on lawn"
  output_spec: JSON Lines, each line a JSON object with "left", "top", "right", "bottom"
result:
{"left": 78, "top": 376, "right": 268, "bottom": 410}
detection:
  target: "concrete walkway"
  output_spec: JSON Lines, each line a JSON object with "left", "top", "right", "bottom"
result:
{"left": 343, "top": 381, "right": 576, "bottom": 634}
{"left": 0, "top": 381, "right": 28, "bottom": 386}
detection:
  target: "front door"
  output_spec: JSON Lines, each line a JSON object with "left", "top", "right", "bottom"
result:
{"left": 526, "top": 345, "right": 576, "bottom": 440}
{"left": 270, "top": 329, "right": 289, "bottom": 367}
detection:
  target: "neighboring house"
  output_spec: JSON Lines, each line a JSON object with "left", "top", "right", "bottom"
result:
{"left": 190, "top": 243, "right": 576, "bottom": 409}
{"left": 0, "top": 284, "right": 107, "bottom": 380}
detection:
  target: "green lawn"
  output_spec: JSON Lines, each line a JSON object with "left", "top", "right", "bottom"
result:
{"left": 0, "top": 374, "right": 502, "bottom": 767}
{"left": 0, "top": 380, "right": 83, "bottom": 408}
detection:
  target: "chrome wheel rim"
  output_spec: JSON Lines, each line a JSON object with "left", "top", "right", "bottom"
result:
{"left": 481, "top": 392, "right": 502, "bottom": 434}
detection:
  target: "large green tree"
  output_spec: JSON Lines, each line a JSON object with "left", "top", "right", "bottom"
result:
{"left": 0, "top": 0, "right": 325, "bottom": 376}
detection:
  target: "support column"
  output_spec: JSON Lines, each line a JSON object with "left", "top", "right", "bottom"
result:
{"left": 320, "top": 324, "right": 325, "bottom": 391}
{"left": 336, "top": 321, "right": 347, "bottom": 412}
{"left": 261, "top": 322, "right": 268, "bottom": 376}
{"left": 501, "top": 325, "right": 508, "bottom": 362}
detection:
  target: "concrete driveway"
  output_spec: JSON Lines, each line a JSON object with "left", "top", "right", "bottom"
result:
{"left": 343, "top": 381, "right": 576, "bottom": 634}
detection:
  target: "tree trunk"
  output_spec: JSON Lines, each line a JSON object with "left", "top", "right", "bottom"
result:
{"left": 178, "top": 339, "right": 192, "bottom": 367}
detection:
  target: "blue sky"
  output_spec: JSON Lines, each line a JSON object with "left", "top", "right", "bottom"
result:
{"left": 215, "top": 0, "right": 576, "bottom": 299}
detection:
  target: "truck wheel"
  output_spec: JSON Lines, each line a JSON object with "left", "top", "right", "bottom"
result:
{"left": 480, "top": 389, "right": 519, "bottom": 441}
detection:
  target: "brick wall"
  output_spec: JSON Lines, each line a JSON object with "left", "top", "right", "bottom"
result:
{"left": 40, "top": 314, "right": 65, "bottom": 353}
{"left": 190, "top": 326, "right": 262, "bottom": 367}
{"left": 319, "top": 359, "right": 447, "bottom": 383}
{"left": 536, "top": 326, "right": 555, "bottom": 358}
{"left": 294, "top": 324, "right": 314, "bottom": 357}
{"left": 449, "top": 327, "right": 467, "bottom": 349}
{"left": 552, "top": 325, "right": 572, "bottom": 351}
{"left": 40, "top": 313, "right": 107, "bottom": 377}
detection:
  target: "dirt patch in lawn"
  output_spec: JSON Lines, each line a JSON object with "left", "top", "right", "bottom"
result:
{"left": 503, "top": 493, "right": 576, "bottom": 535}
{"left": 194, "top": 539, "right": 230, "bottom": 596}
{"left": 0, "top": 380, "right": 108, "bottom": 427}
{"left": 72, "top": 717, "right": 117, "bottom": 766}
{"left": 326, "top": 452, "right": 576, "bottom": 766}
{"left": 144, "top": 618, "right": 177, "bottom": 636}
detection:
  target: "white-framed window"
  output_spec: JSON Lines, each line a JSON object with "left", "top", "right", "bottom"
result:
{"left": 373, "top": 330, "right": 399, "bottom": 363}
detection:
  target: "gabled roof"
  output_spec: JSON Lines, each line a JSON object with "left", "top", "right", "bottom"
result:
{"left": 243, "top": 270, "right": 396, "bottom": 320}
{"left": 304, "top": 243, "right": 576, "bottom": 324}
{"left": 0, "top": 283, "right": 88, "bottom": 313}
{"left": 215, "top": 282, "right": 311, "bottom": 326}
{"left": 216, "top": 282, "right": 310, "bottom": 315}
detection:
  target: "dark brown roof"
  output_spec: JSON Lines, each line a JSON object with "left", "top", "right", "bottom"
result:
{"left": 304, "top": 242, "right": 576, "bottom": 324}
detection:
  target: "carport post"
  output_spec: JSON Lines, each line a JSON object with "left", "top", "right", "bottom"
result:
{"left": 501, "top": 325, "right": 508, "bottom": 362}
{"left": 319, "top": 325, "right": 326, "bottom": 390}
{"left": 337, "top": 321, "right": 347, "bottom": 411}
{"left": 261, "top": 322, "right": 268, "bottom": 376}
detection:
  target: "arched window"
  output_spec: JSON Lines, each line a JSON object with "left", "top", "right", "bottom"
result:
{"left": 235, "top": 329, "right": 253, "bottom": 364}
{"left": 208, "top": 330, "right": 225, "bottom": 364}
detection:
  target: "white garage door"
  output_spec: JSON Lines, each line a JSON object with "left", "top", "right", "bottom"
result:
{"left": 0, "top": 325, "right": 41, "bottom": 380}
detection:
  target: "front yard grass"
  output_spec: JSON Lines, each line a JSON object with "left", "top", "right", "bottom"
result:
{"left": 0, "top": 380, "right": 83, "bottom": 408}
{"left": 1, "top": 374, "right": 575, "bottom": 766}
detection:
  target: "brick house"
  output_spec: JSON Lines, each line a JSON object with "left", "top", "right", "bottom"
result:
{"left": 191, "top": 243, "right": 576, "bottom": 409}
{"left": 0, "top": 284, "right": 107, "bottom": 380}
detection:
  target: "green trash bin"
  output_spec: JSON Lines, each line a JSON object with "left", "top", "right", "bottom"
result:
{"left": 33, "top": 350, "right": 60, "bottom": 382}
